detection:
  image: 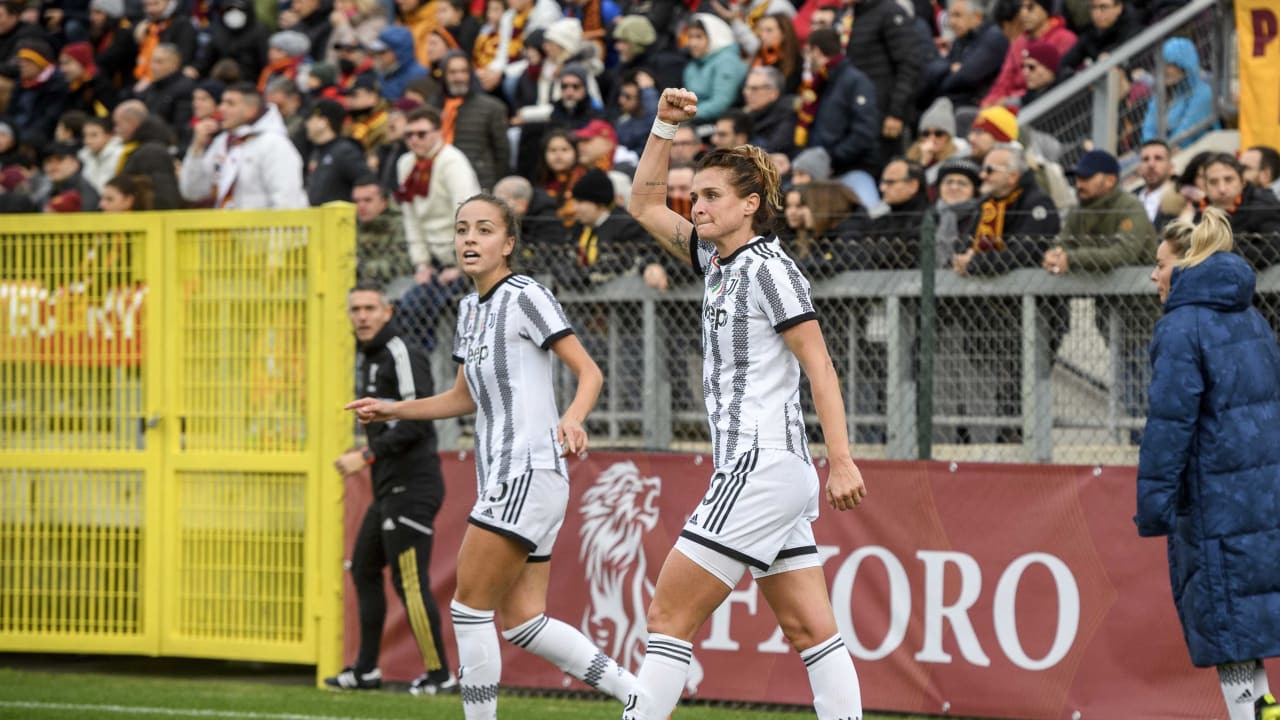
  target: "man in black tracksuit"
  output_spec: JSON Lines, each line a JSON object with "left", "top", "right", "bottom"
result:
{"left": 325, "top": 281, "right": 456, "bottom": 695}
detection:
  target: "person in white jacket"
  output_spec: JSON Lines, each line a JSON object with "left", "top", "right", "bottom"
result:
{"left": 179, "top": 82, "right": 307, "bottom": 209}
{"left": 78, "top": 117, "right": 124, "bottom": 194}
{"left": 394, "top": 105, "right": 481, "bottom": 283}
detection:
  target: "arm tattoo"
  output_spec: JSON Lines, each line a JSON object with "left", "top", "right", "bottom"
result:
{"left": 662, "top": 222, "right": 692, "bottom": 264}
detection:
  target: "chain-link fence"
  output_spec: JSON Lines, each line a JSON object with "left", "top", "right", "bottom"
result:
{"left": 356, "top": 207, "right": 1280, "bottom": 466}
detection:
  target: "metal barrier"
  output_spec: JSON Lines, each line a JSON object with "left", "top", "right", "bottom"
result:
{"left": 369, "top": 218, "right": 1280, "bottom": 469}
{"left": 0, "top": 208, "right": 354, "bottom": 678}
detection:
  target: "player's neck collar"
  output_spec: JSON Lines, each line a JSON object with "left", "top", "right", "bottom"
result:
{"left": 477, "top": 272, "right": 517, "bottom": 303}
{"left": 719, "top": 236, "right": 769, "bottom": 265}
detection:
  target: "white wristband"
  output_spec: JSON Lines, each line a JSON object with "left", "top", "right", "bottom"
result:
{"left": 651, "top": 118, "right": 679, "bottom": 140}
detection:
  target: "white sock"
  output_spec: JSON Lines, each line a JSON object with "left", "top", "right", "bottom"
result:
{"left": 1219, "top": 660, "right": 1263, "bottom": 720}
{"left": 1256, "top": 659, "right": 1272, "bottom": 699}
{"left": 801, "top": 634, "right": 862, "bottom": 720}
{"left": 622, "top": 633, "right": 692, "bottom": 720}
{"left": 501, "top": 614, "right": 637, "bottom": 702}
{"left": 452, "top": 600, "right": 500, "bottom": 720}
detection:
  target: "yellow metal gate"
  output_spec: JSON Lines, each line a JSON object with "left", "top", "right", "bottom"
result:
{"left": 0, "top": 208, "right": 353, "bottom": 678}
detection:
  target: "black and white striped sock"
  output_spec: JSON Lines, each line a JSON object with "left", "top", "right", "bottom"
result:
{"left": 451, "top": 600, "right": 500, "bottom": 720}
{"left": 502, "top": 613, "right": 637, "bottom": 702}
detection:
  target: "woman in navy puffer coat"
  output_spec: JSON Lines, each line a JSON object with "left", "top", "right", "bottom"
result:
{"left": 1137, "top": 208, "right": 1280, "bottom": 718}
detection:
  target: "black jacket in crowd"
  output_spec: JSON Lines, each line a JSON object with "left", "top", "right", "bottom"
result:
{"left": 842, "top": 0, "right": 924, "bottom": 126}
{"left": 120, "top": 114, "right": 182, "bottom": 209}
{"left": 559, "top": 206, "right": 651, "bottom": 289}
{"left": 852, "top": 191, "right": 931, "bottom": 270}
{"left": 139, "top": 71, "right": 195, "bottom": 130}
{"left": 307, "top": 136, "right": 366, "bottom": 206}
{"left": 1195, "top": 184, "right": 1280, "bottom": 270}
{"left": 747, "top": 96, "right": 797, "bottom": 156}
{"left": 921, "top": 21, "right": 1008, "bottom": 109}
{"left": 449, "top": 86, "right": 510, "bottom": 192}
{"left": 196, "top": 0, "right": 270, "bottom": 81}
{"left": 1059, "top": 4, "right": 1143, "bottom": 78}
{"left": 813, "top": 60, "right": 882, "bottom": 177}
{"left": 967, "top": 170, "right": 1062, "bottom": 276}
{"left": 356, "top": 320, "right": 443, "bottom": 502}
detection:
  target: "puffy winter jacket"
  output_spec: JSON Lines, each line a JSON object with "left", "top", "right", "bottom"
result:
{"left": 1136, "top": 251, "right": 1280, "bottom": 667}
{"left": 682, "top": 14, "right": 748, "bottom": 121}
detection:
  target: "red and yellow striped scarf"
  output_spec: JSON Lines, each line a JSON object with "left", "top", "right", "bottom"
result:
{"left": 971, "top": 188, "right": 1024, "bottom": 253}
{"left": 794, "top": 53, "right": 841, "bottom": 149}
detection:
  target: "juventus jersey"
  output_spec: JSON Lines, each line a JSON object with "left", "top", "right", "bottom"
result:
{"left": 452, "top": 274, "right": 573, "bottom": 493}
{"left": 690, "top": 233, "right": 817, "bottom": 470}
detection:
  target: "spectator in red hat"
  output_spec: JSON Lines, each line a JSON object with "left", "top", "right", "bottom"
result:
{"left": 60, "top": 41, "right": 118, "bottom": 117}
{"left": 573, "top": 118, "right": 617, "bottom": 172}
{"left": 12, "top": 38, "right": 69, "bottom": 146}
{"left": 1017, "top": 40, "right": 1061, "bottom": 108}
{"left": 981, "top": 0, "right": 1075, "bottom": 109}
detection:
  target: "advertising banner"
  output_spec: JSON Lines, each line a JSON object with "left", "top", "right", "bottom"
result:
{"left": 1237, "top": 0, "right": 1280, "bottom": 150}
{"left": 344, "top": 453, "right": 1256, "bottom": 719}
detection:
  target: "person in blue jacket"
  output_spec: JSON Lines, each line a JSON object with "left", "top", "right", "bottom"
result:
{"left": 1137, "top": 207, "right": 1280, "bottom": 720}
{"left": 373, "top": 26, "right": 429, "bottom": 101}
{"left": 1141, "top": 37, "right": 1215, "bottom": 146}
{"left": 681, "top": 13, "right": 747, "bottom": 123}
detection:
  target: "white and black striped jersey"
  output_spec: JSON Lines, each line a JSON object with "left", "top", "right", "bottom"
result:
{"left": 690, "top": 233, "right": 816, "bottom": 470}
{"left": 452, "top": 274, "right": 572, "bottom": 493}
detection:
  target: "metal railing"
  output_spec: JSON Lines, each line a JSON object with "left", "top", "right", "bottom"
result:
{"left": 1019, "top": 0, "right": 1227, "bottom": 170}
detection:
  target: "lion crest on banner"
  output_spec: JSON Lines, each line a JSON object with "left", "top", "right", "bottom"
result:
{"left": 578, "top": 461, "right": 703, "bottom": 693}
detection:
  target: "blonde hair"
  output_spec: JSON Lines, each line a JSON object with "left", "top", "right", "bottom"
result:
{"left": 1161, "top": 219, "right": 1194, "bottom": 258}
{"left": 1180, "top": 206, "right": 1234, "bottom": 268}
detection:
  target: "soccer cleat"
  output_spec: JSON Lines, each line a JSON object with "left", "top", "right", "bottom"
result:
{"left": 409, "top": 671, "right": 459, "bottom": 695}
{"left": 1257, "top": 692, "right": 1280, "bottom": 720}
{"left": 323, "top": 666, "right": 382, "bottom": 690}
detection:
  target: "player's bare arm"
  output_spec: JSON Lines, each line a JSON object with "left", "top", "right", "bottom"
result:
{"left": 629, "top": 88, "right": 700, "bottom": 266}
{"left": 782, "top": 319, "right": 868, "bottom": 511}
{"left": 550, "top": 333, "right": 603, "bottom": 456}
{"left": 346, "top": 366, "right": 476, "bottom": 423}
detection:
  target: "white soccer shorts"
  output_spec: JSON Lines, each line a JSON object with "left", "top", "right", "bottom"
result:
{"left": 467, "top": 468, "right": 568, "bottom": 561}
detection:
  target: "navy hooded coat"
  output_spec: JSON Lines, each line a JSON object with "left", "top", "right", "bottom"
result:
{"left": 1136, "top": 251, "right": 1280, "bottom": 667}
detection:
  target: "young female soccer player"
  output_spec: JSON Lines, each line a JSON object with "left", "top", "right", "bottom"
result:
{"left": 622, "top": 88, "right": 868, "bottom": 720}
{"left": 346, "top": 194, "right": 636, "bottom": 719}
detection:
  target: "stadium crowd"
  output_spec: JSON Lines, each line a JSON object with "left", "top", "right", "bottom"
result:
{"left": 0, "top": 0, "right": 1277, "bottom": 292}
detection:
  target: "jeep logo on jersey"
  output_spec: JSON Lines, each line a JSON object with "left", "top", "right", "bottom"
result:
{"left": 577, "top": 461, "right": 704, "bottom": 693}
{"left": 703, "top": 306, "right": 728, "bottom": 328}
{"left": 466, "top": 345, "right": 489, "bottom": 364}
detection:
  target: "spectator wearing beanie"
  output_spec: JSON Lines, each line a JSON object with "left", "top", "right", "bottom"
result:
{"left": 133, "top": 0, "right": 199, "bottom": 81}
{"left": 42, "top": 141, "right": 100, "bottom": 213}
{"left": 304, "top": 98, "right": 366, "bottom": 205}
{"left": 277, "top": 0, "right": 333, "bottom": 63}
{"left": 260, "top": 31, "right": 311, "bottom": 92}
{"left": 933, "top": 156, "right": 983, "bottom": 268}
{"left": 87, "top": 0, "right": 138, "bottom": 92}
{"left": 981, "top": 0, "right": 1075, "bottom": 109}
{"left": 602, "top": 14, "right": 683, "bottom": 107}
{"left": 966, "top": 105, "right": 1018, "bottom": 165}
{"left": 1017, "top": 40, "right": 1062, "bottom": 108}
{"left": 908, "top": 96, "right": 967, "bottom": 187}
{"left": 12, "top": 39, "right": 70, "bottom": 147}
{"left": 60, "top": 41, "right": 119, "bottom": 117}
{"left": 196, "top": 0, "right": 270, "bottom": 84}
{"left": 790, "top": 146, "right": 832, "bottom": 186}
{"left": 562, "top": 167, "right": 650, "bottom": 289}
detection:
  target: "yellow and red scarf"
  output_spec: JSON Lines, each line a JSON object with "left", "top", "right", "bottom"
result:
{"left": 794, "top": 53, "right": 841, "bottom": 149}
{"left": 395, "top": 156, "right": 434, "bottom": 203}
{"left": 971, "top": 189, "right": 1024, "bottom": 253}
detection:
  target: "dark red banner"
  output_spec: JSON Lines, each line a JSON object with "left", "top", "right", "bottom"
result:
{"left": 343, "top": 452, "right": 1257, "bottom": 719}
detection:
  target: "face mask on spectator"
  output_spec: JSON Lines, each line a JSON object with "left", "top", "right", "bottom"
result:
{"left": 223, "top": 8, "right": 246, "bottom": 29}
